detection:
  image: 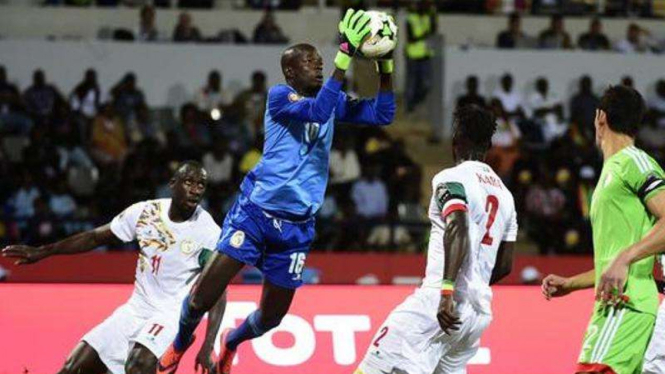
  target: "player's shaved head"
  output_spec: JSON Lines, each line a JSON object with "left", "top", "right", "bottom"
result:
{"left": 281, "top": 43, "right": 317, "bottom": 73}
{"left": 281, "top": 43, "right": 324, "bottom": 97}
{"left": 173, "top": 160, "right": 206, "bottom": 180}
{"left": 452, "top": 105, "right": 497, "bottom": 162}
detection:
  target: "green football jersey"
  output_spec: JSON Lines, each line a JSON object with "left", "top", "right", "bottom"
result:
{"left": 590, "top": 145, "right": 665, "bottom": 316}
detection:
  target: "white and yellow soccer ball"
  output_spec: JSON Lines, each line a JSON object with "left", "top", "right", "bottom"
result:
{"left": 358, "top": 11, "right": 398, "bottom": 59}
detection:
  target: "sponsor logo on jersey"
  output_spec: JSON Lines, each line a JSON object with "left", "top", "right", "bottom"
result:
{"left": 230, "top": 231, "right": 245, "bottom": 248}
{"left": 180, "top": 240, "right": 197, "bottom": 255}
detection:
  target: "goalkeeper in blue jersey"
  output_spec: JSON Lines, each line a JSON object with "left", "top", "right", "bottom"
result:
{"left": 157, "top": 8, "right": 396, "bottom": 374}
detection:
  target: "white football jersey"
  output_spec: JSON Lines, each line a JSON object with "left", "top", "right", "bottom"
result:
{"left": 422, "top": 161, "right": 518, "bottom": 315}
{"left": 110, "top": 199, "right": 221, "bottom": 310}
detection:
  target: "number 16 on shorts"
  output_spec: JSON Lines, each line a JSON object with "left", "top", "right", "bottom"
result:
{"left": 289, "top": 253, "right": 306, "bottom": 281}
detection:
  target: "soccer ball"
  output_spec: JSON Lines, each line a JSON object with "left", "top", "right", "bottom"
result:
{"left": 358, "top": 11, "right": 398, "bottom": 59}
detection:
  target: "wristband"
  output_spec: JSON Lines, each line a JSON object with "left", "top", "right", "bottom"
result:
{"left": 441, "top": 279, "right": 455, "bottom": 296}
{"left": 335, "top": 52, "right": 352, "bottom": 71}
{"left": 375, "top": 60, "right": 394, "bottom": 74}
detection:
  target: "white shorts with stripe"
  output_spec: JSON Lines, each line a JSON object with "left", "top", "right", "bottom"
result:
{"left": 356, "top": 287, "right": 492, "bottom": 374}
{"left": 644, "top": 300, "right": 665, "bottom": 374}
{"left": 82, "top": 300, "right": 179, "bottom": 374}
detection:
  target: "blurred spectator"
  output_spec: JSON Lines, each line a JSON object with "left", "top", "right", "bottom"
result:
{"left": 527, "top": 77, "right": 566, "bottom": 143}
{"left": 647, "top": 79, "right": 665, "bottom": 128}
{"left": 48, "top": 178, "right": 77, "bottom": 218}
{"left": 351, "top": 164, "right": 389, "bottom": 219}
{"left": 615, "top": 23, "right": 650, "bottom": 53}
{"left": 235, "top": 71, "right": 268, "bottom": 137}
{"left": 110, "top": 73, "right": 146, "bottom": 122}
{"left": 525, "top": 175, "right": 566, "bottom": 254}
{"left": 126, "top": 104, "right": 164, "bottom": 145}
{"left": 569, "top": 75, "right": 599, "bottom": 142}
{"left": 621, "top": 76, "right": 634, "bottom": 88}
{"left": 0, "top": 66, "right": 33, "bottom": 135}
{"left": 329, "top": 136, "right": 361, "bottom": 199}
{"left": 252, "top": 10, "right": 289, "bottom": 45}
{"left": 538, "top": 14, "right": 572, "bottom": 49}
{"left": 202, "top": 138, "right": 235, "bottom": 188}
{"left": 496, "top": 13, "right": 529, "bottom": 49}
{"left": 23, "top": 69, "right": 64, "bottom": 124}
{"left": 137, "top": 5, "right": 159, "bottom": 42}
{"left": 177, "top": 103, "right": 211, "bottom": 149}
{"left": 70, "top": 68, "right": 101, "bottom": 120}
{"left": 9, "top": 173, "right": 41, "bottom": 219}
{"left": 638, "top": 118, "right": 665, "bottom": 161}
{"left": 405, "top": 0, "right": 436, "bottom": 113}
{"left": 456, "top": 75, "right": 486, "bottom": 109}
{"left": 177, "top": 0, "right": 213, "bottom": 8}
{"left": 577, "top": 18, "right": 610, "bottom": 51}
{"left": 90, "top": 103, "right": 128, "bottom": 167}
{"left": 487, "top": 99, "right": 521, "bottom": 178}
{"left": 196, "top": 70, "right": 233, "bottom": 113}
{"left": 492, "top": 74, "right": 525, "bottom": 122}
{"left": 173, "top": 12, "right": 202, "bottom": 43}
{"left": 56, "top": 132, "right": 96, "bottom": 172}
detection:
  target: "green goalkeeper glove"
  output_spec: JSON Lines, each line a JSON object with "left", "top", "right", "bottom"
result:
{"left": 375, "top": 15, "right": 395, "bottom": 74}
{"left": 335, "top": 8, "right": 372, "bottom": 71}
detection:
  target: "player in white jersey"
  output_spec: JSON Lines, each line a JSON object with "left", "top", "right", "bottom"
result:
{"left": 355, "top": 105, "right": 517, "bottom": 374}
{"left": 2, "top": 161, "right": 227, "bottom": 374}
{"left": 643, "top": 256, "right": 665, "bottom": 374}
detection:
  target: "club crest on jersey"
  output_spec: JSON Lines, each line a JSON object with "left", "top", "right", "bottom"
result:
{"left": 288, "top": 92, "right": 302, "bottom": 102}
{"left": 180, "top": 240, "right": 198, "bottom": 255}
{"left": 230, "top": 231, "right": 245, "bottom": 248}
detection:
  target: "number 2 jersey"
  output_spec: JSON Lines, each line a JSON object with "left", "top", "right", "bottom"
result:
{"left": 110, "top": 199, "right": 221, "bottom": 311}
{"left": 422, "top": 161, "right": 518, "bottom": 315}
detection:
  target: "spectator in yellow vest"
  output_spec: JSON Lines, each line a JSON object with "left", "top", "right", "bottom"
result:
{"left": 405, "top": 0, "right": 436, "bottom": 113}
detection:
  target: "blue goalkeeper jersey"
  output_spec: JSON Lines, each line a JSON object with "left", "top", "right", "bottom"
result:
{"left": 239, "top": 78, "right": 395, "bottom": 218}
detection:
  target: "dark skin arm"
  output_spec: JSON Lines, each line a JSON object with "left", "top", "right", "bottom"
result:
{"left": 195, "top": 290, "right": 228, "bottom": 373}
{"left": 489, "top": 242, "right": 514, "bottom": 285}
{"left": 379, "top": 73, "right": 392, "bottom": 93}
{"left": 2, "top": 223, "right": 120, "bottom": 264}
{"left": 332, "top": 68, "right": 346, "bottom": 84}
{"left": 437, "top": 210, "right": 468, "bottom": 334}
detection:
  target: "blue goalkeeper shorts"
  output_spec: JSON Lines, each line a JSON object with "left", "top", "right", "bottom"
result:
{"left": 216, "top": 194, "right": 315, "bottom": 289}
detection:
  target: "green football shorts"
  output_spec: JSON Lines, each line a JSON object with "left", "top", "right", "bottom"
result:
{"left": 577, "top": 303, "right": 655, "bottom": 374}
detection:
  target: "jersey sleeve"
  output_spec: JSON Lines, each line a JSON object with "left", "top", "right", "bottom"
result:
{"left": 621, "top": 149, "right": 665, "bottom": 204}
{"left": 334, "top": 90, "right": 395, "bottom": 126}
{"left": 433, "top": 173, "right": 468, "bottom": 219}
{"left": 502, "top": 209, "right": 518, "bottom": 242}
{"left": 197, "top": 219, "right": 221, "bottom": 269}
{"left": 109, "top": 202, "right": 146, "bottom": 243}
{"left": 267, "top": 79, "right": 342, "bottom": 124}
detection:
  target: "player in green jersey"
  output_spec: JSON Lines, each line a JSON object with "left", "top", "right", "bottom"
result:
{"left": 542, "top": 85, "right": 665, "bottom": 374}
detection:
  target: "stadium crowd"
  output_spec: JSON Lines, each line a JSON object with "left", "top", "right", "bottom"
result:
{"left": 0, "top": 65, "right": 424, "bottom": 252}
{"left": 457, "top": 72, "right": 665, "bottom": 255}
{"left": 495, "top": 13, "right": 665, "bottom": 52}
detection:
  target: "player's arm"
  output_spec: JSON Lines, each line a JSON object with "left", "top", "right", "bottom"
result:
{"left": 438, "top": 209, "right": 467, "bottom": 334}
{"left": 195, "top": 251, "right": 228, "bottom": 372}
{"left": 270, "top": 9, "right": 371, "bottom": 124}
{"left": 542, "top": 269, "right": 595, "bottom": 300}
{"left": 598, "top": 189, "right": 665, "bottom": 302}
{"left": 489, "top": 242, "right": 514, "bottom": 285}
{"left": 435, "top": 180, "right": 468, "bottom": 334}
{"left": 1, "top": 224, "right": 121, "bottom": 265}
